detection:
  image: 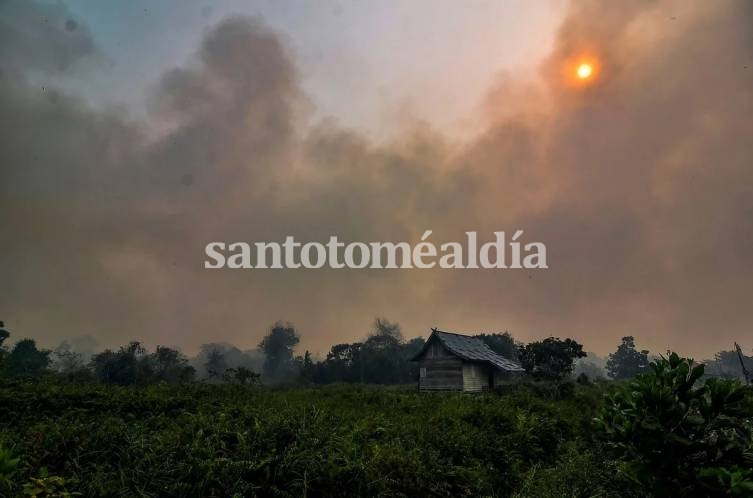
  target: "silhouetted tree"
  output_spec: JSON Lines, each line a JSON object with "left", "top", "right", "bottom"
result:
{"left": 606, "top": 336, "right": 650, "bottom": 380}
{"left": 204, "top": 347, "right": 228, "bottom": 380}
{"left": 308, "top": 318, "right": 422, "bottom": 385}
{"left": 4, "top": 338, "right": 50, "bottom": 377}
{"left": 297, "top": 350, "right": 316, "bottom": 383}
{"left": 518, "top": 337, "right": 586, "bottom": 380}
{"left": 476, "top": 332, "right": 518, "bottom": 359}
{"left": 404, "top": 336, "right": 425, "bottom": 357}
{"left": 314, "top": 342, "right": 363, "bottom": 383}
{"left": 360, "top": 333, "right": 403, "bottom": 383}
{"left": 192, "top": 343, "right": 263, "bottom": 380}
{"left": 91, "top": 341, "right": 152, "bottom": 385}
{"left": 370, "top": 317, "right": 403, "bottom": 342}
{"left": 152, "top": 346, "right": 195, "bottom": 383}
{"left": 328, "top": 343, "right": 362, "bottom": 365}
{"left": 347, "top": 319, "right": 420, "bottom": 384}
{"left": 258, "top": 321, "right": 300, "bottom": 381}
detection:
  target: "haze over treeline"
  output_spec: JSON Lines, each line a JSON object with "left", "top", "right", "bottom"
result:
{"left": 2, "top": 318, "right": 752, "bottom": 387}
{"left": 2, "top": 0, "right": 752, "bottom": 357}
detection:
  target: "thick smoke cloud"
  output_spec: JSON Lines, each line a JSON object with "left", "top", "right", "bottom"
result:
{"left": 1, "top": 0, "right": 751, "bottom": 357}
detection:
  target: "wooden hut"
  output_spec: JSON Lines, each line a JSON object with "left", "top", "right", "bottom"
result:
{"left": 411, "top": 328, "right": 524, "bottom": 392}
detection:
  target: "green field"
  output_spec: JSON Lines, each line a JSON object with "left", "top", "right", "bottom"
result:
{"left": 1, "top": 368, "right": 751, "bottom": 498}
{"left": 1, "top": 380, "right": 623, "bottom": 497}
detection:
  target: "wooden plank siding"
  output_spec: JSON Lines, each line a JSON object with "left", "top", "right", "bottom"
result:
{"left": 462, "top": 363, "right": 490, "bottom": 392}
{"left": 416, "top": 335, "right": 490, "bottom": 392}
{"left": 419, "top": 358, "right": 463, "bottom": 391}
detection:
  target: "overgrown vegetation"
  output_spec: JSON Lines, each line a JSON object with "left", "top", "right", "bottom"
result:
{"left": 0, "top": 320, "right": 751, "bottom": 496}
{"left": 0, "top": 380, "right": 615, "bottom": 497}
{"left": 1, "top": 367, "right": 750, "bottom": 497}
{"left": 595, "top": 354, "right": 753, "bottom": 496}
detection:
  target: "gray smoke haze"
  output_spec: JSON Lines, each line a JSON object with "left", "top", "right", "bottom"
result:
{"left": 1, "top": 0, "right": 752, "bottom": 357}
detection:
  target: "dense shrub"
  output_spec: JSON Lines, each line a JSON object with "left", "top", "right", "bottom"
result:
{"left": 0, "top": 381, "right": 605, "bottom": 497}
{"left": 5, "top": 356, "right": 747, "bottom": 497}
{"left": 595, "top": 353, "right": 753, "bottom": 497}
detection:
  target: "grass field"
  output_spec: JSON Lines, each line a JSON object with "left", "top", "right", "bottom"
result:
{"left": 0, "top": 380, "right": 624, "bottom": 497}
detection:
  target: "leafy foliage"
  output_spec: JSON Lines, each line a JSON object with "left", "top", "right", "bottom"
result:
{"left": 475, "top": 332, "right": 518, "bottom": 360}
{"left": 518, "top": 337, "right": 586, "bottom": 380}
{"left": 606, "top": 336, "right": 650, "bottom": 380}
{"left": 203, "top": 346, "right": 229, "bottom": 380}
{"left": 258, "top": 321, "right": 300, "bottom": 381}
{"left": 0, "top": 380, "right": 615, "bottom": 497}
{"left": 90, "top": 342, "right": 195, "bottom": 385}
{"left": 21, "top": 467, "right": 81, "bottom": 498}
{"left": 308, "top": 335, "right": 423, "bottom": 384}
{"left": 4, "top": 339, "right": 51, "bottom": 377}
{"left": 370, "top": 317, "right": 403, "bottom": 342}
{"left": 0, "top": 442, "right": 20, "bottom": 494}
{"left": 595, "top": 352, "right": 753, "bottom": 496}
{"left": 2, "top": 322, "right": 750, "bottom": 495}
{"left": 152, "top": 345, "right": 196, "bottom": 383}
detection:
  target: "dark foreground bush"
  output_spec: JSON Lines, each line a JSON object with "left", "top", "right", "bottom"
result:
{"left": 0, "top": 381, "right": 616, "bottom": 497}
{"left": 595, "top": 353, "right": 753, "bottom": 497}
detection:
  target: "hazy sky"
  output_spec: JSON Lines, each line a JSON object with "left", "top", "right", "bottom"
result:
{"left": 55, "top": 0, "right": 564, "bottom": 137}
{"left": 2, "top": 0, "right": 752, "bottom": 359}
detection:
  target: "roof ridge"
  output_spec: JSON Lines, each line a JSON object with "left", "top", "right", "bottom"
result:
{"left": 433, "top": 329, "right": 472, "bottom": 337}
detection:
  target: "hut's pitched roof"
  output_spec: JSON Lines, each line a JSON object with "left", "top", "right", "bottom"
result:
{"left": 413, "top": 329, "right": 524, "bottom": 372}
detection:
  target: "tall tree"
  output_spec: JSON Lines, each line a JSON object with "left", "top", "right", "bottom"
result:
{"left": 606, "top": 336, "right": 650, "bottom": 380}
{"left": 309, "top": 319, "right": 421, "bottom": 385}
{"left": 151, "top": 346, "right": 195, "bottom": 383}
{"left": 476, "top": 331, "right": 518, "bottom": 359}
{"left": 204, "top": 347, "right": 228, "bottom": 380}
{"left": 297, "top": 350, "right": 316, "bottom": 383}
{"left": 361, "top": 334, "right": 402, "bottom": 383}
{"left": 370, "top": 317, "right": 403, "bottom": 342}
{"left": 518, "top": 337, "right": 586, "bottom": 380}
{"left": 91, "top": 341, "right": 151, "bottom": 385}
{"left": 4, "top": 339, "right": 51, "bottom": 377}
{"left": 258, "top": 321, "right": 300, "bottom": 380}
{"left": 316, "top": 342, "right": 363, "bottom": 383}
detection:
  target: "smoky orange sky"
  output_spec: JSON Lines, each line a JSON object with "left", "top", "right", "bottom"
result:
{"left": 1, "top": 0, "right": 752, "bottom": 359}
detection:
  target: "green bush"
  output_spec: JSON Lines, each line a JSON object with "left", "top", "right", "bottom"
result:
{"left": 0, "top": 380, "right": 606, "bottom": 497}
{"left": 0, "top": 441, "right": 20, "bottom": 495}
{"left": 594, "top": 352, "right": 753, "bottom": 497}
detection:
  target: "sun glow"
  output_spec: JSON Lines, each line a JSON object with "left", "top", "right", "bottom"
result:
{"left": 565, "top": 56, "right": 600, "bottom": 87}
{"left": 576, "top": 63, "right": 593, "bottom": 79}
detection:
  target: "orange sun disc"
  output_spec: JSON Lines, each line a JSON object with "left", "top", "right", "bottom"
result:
{"left": 576, "top": 63, "right": 593, "bottom": 79}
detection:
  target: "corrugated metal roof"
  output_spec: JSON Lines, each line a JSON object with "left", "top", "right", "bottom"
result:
{"left": 415, "top": 329, "right": 524, "bottom": 372}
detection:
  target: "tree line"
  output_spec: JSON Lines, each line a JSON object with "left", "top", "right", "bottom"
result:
{"left": 0, "top": 320, "right": 750, "bottom": 386}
